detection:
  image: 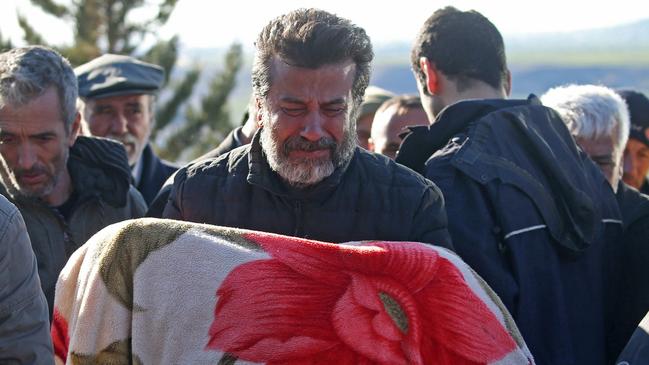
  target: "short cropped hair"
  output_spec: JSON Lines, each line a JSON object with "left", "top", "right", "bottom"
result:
{"left": 411, "top": 6, "right": 508, "bottom": 93}
{"left": 252, "top": 8, "right": 373, "bottom": 108}
{"left": 541, "top": 84, "right": 630, "bottom": 150}
{"left": 0, "top": 46, "right": 78, "bottom": 131}
{"left": 374, "top": 95, "right": 424, "bottom": 116}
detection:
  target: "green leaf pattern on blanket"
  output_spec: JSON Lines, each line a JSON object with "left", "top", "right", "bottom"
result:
{"left": 70, "top": 339, "right": 142, "bottom": 365}
{"left": 217, "top": 352, "right": 239, "bottom": 365}
{"left": 96, "top": 218, "right": 262, "bottom": 310}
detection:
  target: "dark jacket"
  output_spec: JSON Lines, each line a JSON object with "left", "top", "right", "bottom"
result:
{"left": 640, "top": 179, "right": 649, "bottom": 195}
{"left": 616, "top": 312, "right": 649, "bottom": 365}
{"left": 162, "top": 131, "right": 452, "bottom": 247}
{"left": 1, "top": 136, "right": 147, "bottom": 314}
{"left": 397, "top": 96, "right": 623, "bottom": 365}
{"left": 0, "top": 195, "right": 53, "bottom": 364}
{"left": 135, "top": 143, "right": 178, "bottom": 206}
{"left": 610, "top": 182, "right": 649, "bottom": 359}
{"left": 146, "top": 127, "right": 245, "bottom": 218}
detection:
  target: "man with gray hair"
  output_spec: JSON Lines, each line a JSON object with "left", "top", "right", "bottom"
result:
{"left": 541, "top": 84, "right": 630, "bottom": 191}
{"left": 163, "top": 9, "right": 451, "bottom": 248}
{"left": 0, "top": 46, "right": 146, "bottom": 314}
{"left": 542, "top": 84, "right": 649, "bottom": 360}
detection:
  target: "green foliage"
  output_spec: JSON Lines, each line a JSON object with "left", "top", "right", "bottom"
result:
{"left": 159, "top": 43, "right": 243, "bottom": 161}
{"left": 0, "top": 31, "right": 14, "bottom": 52}
{"left": 153, "top": 66, "right": 201, "bottom": 137}
{"left": 13, "top": 0, "right": 243, "bottom": 162}
{"left": 17, "top": 14, "right": 47, "bottom": 47}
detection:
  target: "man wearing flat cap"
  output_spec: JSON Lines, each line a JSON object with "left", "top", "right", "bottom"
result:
{"left": 76, "top": 54, "right": 178, "bottom": 205}
{"left": 619, "top": 90, "right": 649, "bottom": 195}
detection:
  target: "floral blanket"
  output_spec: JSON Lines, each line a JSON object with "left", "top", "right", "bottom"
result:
{"left": 52, "top": 218, "right": 534, "bottom": 365}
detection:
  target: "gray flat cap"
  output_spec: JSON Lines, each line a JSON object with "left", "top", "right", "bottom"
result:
{"left": 75, "top": 54, "right": 164, "bottom": 99}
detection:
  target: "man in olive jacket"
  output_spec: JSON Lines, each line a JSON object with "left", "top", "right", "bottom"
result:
{"left": 163, "top": 9, "right": 452, "bottom": 249}
{"left": 0, "top": 46, "right": 146, "bottom": 315}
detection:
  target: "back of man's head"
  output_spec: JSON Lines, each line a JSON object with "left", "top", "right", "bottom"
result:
{"left": 411, "top": 6, "right": 508, "bottom": 94}
{"left": 252, "top": 8, "right": 373, "bottom": 106}
{"left": 0, "top": 46, "right": 77, "bottom": 131}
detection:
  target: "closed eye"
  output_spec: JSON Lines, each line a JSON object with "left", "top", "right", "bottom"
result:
{"left": 281, "top": 107, "right": 307, "bottom": 117}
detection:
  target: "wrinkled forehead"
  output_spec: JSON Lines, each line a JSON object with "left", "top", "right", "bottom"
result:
{"left": 267, "top": 56, "right": 356, "bottom": 103}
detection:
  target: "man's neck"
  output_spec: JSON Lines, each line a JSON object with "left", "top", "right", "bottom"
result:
{"left": 448, "top": 83, "right": 507, "bottom": 106}
{"left": 44, "top": 170, "right": 74, "bottom": 207}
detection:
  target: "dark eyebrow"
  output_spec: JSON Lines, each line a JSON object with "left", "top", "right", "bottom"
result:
{"left": 31, "top": 131, "right": 57, "bottom": 138}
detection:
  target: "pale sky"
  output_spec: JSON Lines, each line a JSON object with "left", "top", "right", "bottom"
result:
{"left": 2, "top": 0, "right": 649, "bottom": 50}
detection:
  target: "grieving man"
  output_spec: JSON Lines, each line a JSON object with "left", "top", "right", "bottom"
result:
{"left": 162, "top": 8, "right": 452, "bottom": 248}
{"left": 0, "top": 46, "right": 146, "bottom": 313}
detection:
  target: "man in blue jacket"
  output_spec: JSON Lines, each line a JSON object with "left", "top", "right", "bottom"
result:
{"left": 397, "top": 7, "right": 622, "bottom": 364}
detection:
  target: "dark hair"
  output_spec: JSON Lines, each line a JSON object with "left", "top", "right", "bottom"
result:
{"left": 252, "top": 8, "right": 373, "bottom": 106}
{"left": 411, "top": 7, "right": 507, "bottom": 93}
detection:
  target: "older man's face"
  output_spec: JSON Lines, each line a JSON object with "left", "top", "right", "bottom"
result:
{"left": 577, "top": 132, "right": 623, "bottom": 191}
{"left": 82, "top": 93, "right": 152, "bottom": 166}
{"left": 259, "top": 57, "right": 357, "bottom": 187}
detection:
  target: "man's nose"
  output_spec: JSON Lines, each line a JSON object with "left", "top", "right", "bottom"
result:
{"left": 300, "top": 112, "right": 327, "bottom": 142}
{"left": 17, "top": 143, "right": 37, "bottom": 170}
{"left": 110, "top": 112, "right": 129, "bottom": 135}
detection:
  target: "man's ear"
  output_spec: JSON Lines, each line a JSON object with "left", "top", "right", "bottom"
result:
{"left": 68, "top": 112, "right": 81, "bottom": 146}
{"left": 504, "top": 69, "right": 512, "bottom": 96}
{"left": 419, "top": 57, "right": 440, "bottom": 95}
{"left": 255, "top": 97, "right": 265, "bottom": 126}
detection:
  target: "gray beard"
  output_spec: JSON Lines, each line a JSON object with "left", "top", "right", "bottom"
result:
{"left": 260, "top": 120, "right": 357, "bottom": 188}
{"left": 0, "top": 161, "right": 59, "bottom": 201}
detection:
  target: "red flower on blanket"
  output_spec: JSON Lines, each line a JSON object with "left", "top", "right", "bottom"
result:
{"left": 206, "top": 234, "right": 519, "bottom": 364}
{"left": 51, "top": 308, "right": 70, "bottom": 363}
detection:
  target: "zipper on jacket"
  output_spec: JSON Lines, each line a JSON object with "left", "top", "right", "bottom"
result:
{"left": 294, "top": 201, "right": 303, "bottom": 237}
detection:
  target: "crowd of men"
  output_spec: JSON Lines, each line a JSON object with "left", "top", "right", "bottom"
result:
{"left": 1, "top": 6, "right": 648, "bottom": 364}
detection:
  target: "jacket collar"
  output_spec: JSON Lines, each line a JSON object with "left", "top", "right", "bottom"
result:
{"left": 396, "top": 96, "right": 537, "bottom": 174}
{"left": 246, "top": 129, "right": 353, "bottom": 201}
{"left": 68, "top": 136, "right": 132, "bottom": 207}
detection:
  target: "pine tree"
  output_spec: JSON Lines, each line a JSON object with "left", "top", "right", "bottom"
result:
{"left": 13, "top": 0, "right": 242, "bottom": 161}
{"left": 159, "top": 43, "right": 243, "bottom": 161}
{"left": 0, "top": 31, "right": 14, "bottom": 52}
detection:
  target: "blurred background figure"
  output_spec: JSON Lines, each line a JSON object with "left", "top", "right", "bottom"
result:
{"left": 355, "top": 85, "right": 394, "bottom": 149}
{"left": 618, "top": 90, "right": 649, "bottom": 194}
{"left": 369, "top": 95, "right": 429, "bottom": 159}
